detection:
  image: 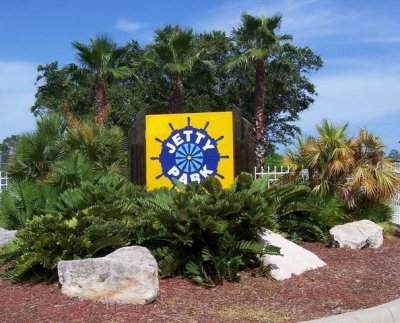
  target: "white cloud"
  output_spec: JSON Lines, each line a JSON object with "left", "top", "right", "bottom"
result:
{"left": 364, "top": 35, "right": 400, "bottom": 44}
{"left": 192, "top": 0, "right": 400, "bottom": 151}
{"left": 0, "top": 61, "right": 37, "bottom": 141}
{"left": 115, "top": 18, "right": 144, "bottom": 33}
{"left": 192, "top": 0, "right": 337, "bottom": 35}
{"left": 192, "top": 0, "right": 400, "bottom": 44}
{"left": 297, "top": 71, "right": 400, "bottom": 133}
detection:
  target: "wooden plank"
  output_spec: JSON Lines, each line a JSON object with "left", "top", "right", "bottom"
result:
{"left": 232, "top": 106, "right": 255, "bottom": 176}
{"left": 127, "top": 110, "right": 146, "bottom": 185}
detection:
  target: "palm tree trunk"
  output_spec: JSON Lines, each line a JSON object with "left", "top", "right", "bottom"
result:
{"left": 254, "top": 58, "right": 266, "bottom": 170}
{"left": 172, "top": 73, "right": 183, "bottom": 113}
{"left": 95, "top": 75, "right": 107, "bottom": 126}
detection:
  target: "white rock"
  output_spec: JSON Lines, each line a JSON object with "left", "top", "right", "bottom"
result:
{"left": 0, "top": 228, "right": 17, "bottom": 247}
{"left": 58, "top": 246, "right": 159, "bottom": 304}
{"left": 330, "top": 219, "right": 383, "bottom": 249}
{"left": 259, "top": 230, "right": 327, "bottom": 280}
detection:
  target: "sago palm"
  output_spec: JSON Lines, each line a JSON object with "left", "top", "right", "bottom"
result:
{"left": 72, "top": 35, "right": 131, "bottom": 125}
{"left": 227, "top": 13, "right": 293, "bottom": 169}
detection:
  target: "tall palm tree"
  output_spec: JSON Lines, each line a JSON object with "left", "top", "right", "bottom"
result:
{"left": 227, "top": 13, "right": 293, "bottom": 169}
{"left": 72, "top": 35, "right": 130, "bottom": 125}
{"left": 151, "top": 25, "right": 212, "bottom": 113}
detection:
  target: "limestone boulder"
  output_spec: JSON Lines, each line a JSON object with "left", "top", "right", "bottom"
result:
{"left": 259, "top": 230, "right": 327, "bottom": 280}
{"left": 0, "top": 228, "right": 17, "bottom": 248}
{"left": 330, "top": 219, "right": 383, "bottom": 249}
{"left": 58, "top": 246, "right": 159, "bottom": 304}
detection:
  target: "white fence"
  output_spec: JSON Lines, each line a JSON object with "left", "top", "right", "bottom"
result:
{"left": 393, "top": 163, "right": 400, "bottom": 225}
{"left": 0, "top": 171, "right": 8, "bottom": 193}
{"left": 254, "top": 166, "right": 291, "bottom": 188}
{"left": 255, "top": 165, "right": 400, "bottom": 226}
{"left": 254, "top": 166, "right": 309, "bottom": 188}
{"left": 393, "top": 194, "right": 400, "bottom": 226}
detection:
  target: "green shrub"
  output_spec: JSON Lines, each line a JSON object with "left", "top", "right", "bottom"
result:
{"left": 271, "top": 187, "right": 348, "bottom": 242}
{"left": 347, "top": 200, "right": 393, "bottom": 224}
{"left": 7, "top": 114, "right": 65, "bottom": 181}
{"left": 0, "top": 174, "right": 151, "bottom": 281}
{"left": 0, "top": 115, "right": 128, "bottom": 230}
{"left": 140, "top": 175, "right": 281, "bottom": 287}
{"left": 0, "top": 171, "right": 373, "bottom": 285}
{"left": 0, "top": 181, "right": 59, "bottom": 230}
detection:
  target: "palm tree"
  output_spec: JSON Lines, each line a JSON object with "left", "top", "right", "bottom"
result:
{"left": 151, "top": 25, "right": 212, "bottom": 113}
{"left": 227, "top": 13, "right": 292, "bottom": 169}
{"left": 346, "top": 128, "right": 399, "bottom": 206}
{"left": 72, "top": 35, "right": 131, "bottom": 125}
{"left": 284, "top": 120, "right": 400, "bottom": 208}
{"left": 7, "top": 114, "right": 65, "bottom": 181}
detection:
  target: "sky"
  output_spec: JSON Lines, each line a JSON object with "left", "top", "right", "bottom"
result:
{"left": 0, "top": 0, "right": 399, "bottom": 152}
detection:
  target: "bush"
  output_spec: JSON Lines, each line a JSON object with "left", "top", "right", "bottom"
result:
{"left": 4, "top": 118, "right": 390, "bottom": 286}
{"left": 0, "top": 172, "right": 355, "bottom": 284}
{"left": 347, "top": 200, "right": 393, "bottom": 224}
{"left": 140, "top": 174, "right": 281, "bottom": 287}
{"left": 0, "top": 174, "right": 283, "bottom": 285}
{"left": 0, "top": 181, "right": 59, "bottom": 230}
{"left": 0, "top": 115, "right": 127, "bottom": 230}
{"left": 284, "top": 120, "right": 400, "bottom": 209}
{"left": 0, "top": 173, "right": 150, "bottom": 281}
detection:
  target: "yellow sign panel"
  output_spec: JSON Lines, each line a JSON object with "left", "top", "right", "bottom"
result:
{"left": 146, "top": 111, "right": 234, "bottom": 189}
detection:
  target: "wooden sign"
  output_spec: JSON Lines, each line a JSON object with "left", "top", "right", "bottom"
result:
{"left": 128, "top": 107, "right": 254, "bottom": 189}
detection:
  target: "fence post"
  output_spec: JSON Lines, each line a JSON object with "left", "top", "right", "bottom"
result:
{"left": 0, "top": 170, "right": 8, "bottom": 193}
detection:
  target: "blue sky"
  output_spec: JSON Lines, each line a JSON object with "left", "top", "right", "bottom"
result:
{"left": 0, "top": 0, "right": 399, "bottom": 151}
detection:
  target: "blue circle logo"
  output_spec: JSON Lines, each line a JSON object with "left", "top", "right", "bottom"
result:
{"left": 152, "top": 117, "right": 229, "bottom": 187}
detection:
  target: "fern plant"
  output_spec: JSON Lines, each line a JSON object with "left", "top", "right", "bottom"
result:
{"left": 262, "top": 184, "right": 348, "bottom": 242}
{"left": 0, "top": 181, "right": 60, "bottom": 229}
{"left": 0, "top": 173, "right": 152, "bottom": 281}
{"left": 141, "top": 176, "right": 280, "bottom": 287}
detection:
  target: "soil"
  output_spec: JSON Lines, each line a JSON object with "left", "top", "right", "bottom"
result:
{"left": 1, "top": 238, "right": 400, "bottom": 323}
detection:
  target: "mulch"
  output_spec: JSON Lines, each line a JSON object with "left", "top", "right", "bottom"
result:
{"left": 1, "top": 238, "right": 400, "bottom": 323}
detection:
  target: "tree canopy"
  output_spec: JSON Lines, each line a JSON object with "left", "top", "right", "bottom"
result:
{"left": 31, "top": 14, "right": 323, "bottom": 154}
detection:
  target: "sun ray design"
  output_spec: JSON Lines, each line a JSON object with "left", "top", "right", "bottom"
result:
{"left": 151, "top": 118, "right": 230, "bottom": 188}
